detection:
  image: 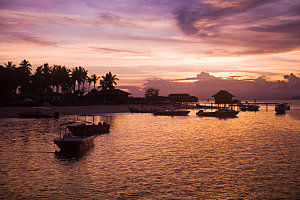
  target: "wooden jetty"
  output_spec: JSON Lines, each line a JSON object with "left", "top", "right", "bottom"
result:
{"left": 197, "top": 101, "right": 290, "bottom": 110}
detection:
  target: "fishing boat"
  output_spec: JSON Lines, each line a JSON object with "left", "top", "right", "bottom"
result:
{"left": 53, "top": 121, "right": 96, "bottom": 152}
{"left": 275, "top": 103, "right": 286, "bottom": 114}
{"left": 17, "top": 107, "right": 59, "bottom": 118}
{"left": 196, "top": 107, "right": 239, "bottom": 117}
{"left": 153, "top": 110, "right": 190, "bottom": 116}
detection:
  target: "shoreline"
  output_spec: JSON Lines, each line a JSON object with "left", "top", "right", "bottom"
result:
{"left": 0, "top": 105, "right": 132, "bottom": 118}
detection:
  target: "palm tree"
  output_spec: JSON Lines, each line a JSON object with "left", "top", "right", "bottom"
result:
{"left": 2, "top": 61, "right": 18, "bottom": 94}
{"left": 4, "top": 61, "right": 16, "bottom": 69}
{"left": 18, "top": 59, "right": 32, "bottom": 92}
{"left": 99, "top": 71, "right": 119, "bottom": 90}
{"left": 71, "top": 66, "right": 88, "bottom": 92}
{"left": 19, "top": 59, "right": 31, "bottom": 75}
{"left": 87, "top": 76, "right": 92, "bottom": 92}
{"left": 32, "top": 63, "right": 53, "bottom": 92}
{"left": 90, "top": 74, "right": 99, "bottom": 90}
{"left": 51, "top": 65, "right": 71, "bottom": 93}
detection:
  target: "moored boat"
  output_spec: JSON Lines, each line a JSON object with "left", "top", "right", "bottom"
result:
{"left": 153, "top": 110, "right": 190, "bottom": 116}
{"left": 128, "top": 107, "right": 157, "bottom": 113}
{"left": 196, "top": 107, "right": 239, "bottom": 117}
{"left": 283, "top": 103, "right": 290, "bottom": 110}
{"left": 240, "top": 104, "right": 259, "bottom": 111}
{"left": 54, "top": 121, "right": 96, "bottom": 152}
{"left": 275, "top": 103, "right": 286, "bottom": 114}
{"left": 17, "top": 107, "right": 59, "bottom": 118}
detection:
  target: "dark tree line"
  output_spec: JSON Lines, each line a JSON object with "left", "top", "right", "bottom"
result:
{"left": 0, "top": 59, "right": 119, "bottom": 101}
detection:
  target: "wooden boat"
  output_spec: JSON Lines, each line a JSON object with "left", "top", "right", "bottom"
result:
{"left": 153, "top": 110, "right": 190, "bottom": 116}
{"left": 196, "top": 107, "right": 239, "bottom": 117}
{"left": 240, "top": 104, "right": 259, "bottom": 111}
{"left": 54, "top": 121, "right": 96, "bottom": 152}
{"left": 275, "top": 104, "right": 286, "bottom": 114}
{"left": 54, "top": 115, "right": 110, "bottom": 152}
{"left": 17, "top": 107, "right": 59, "bottom": 118}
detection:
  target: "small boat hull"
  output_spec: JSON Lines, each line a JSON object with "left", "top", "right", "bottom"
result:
{"left": 17, "top": 112, "right": 59, "bottom": 118}
{"left": 17, "top": 112, "right": 52, "bottom": 118}
{"left": 54, "top": 135, "right": 95, "bottom": 152}
{"left": 275, "top": 104, "right": 287, "bottom": 114}
{"left": 128, "top": 107, "right": 156, "bottom": 113}
{"left": 240, "top": 105, "right": 259, "bottom": 111}
{"left": 197, "top": 110, "right": 239, "bottom": 117}
{"left": 153, "top": 110, "right": 190, "bottom": 116}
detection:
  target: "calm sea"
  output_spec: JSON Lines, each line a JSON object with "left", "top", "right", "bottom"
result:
{"left": 0, "top": 100, "right": 300, "bottom": 199}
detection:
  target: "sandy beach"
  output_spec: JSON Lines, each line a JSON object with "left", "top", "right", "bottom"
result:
{"left": 0, "top": 105, "right": 133, "bottom": 118}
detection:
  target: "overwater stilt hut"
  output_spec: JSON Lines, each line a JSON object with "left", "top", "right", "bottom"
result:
{"left": 212, "top": 90, "right": 234, "bottom": 104}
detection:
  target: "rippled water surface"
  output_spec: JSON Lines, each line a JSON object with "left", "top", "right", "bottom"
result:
{"left": 1, "top": 101, "right": 300, "bottom": 199}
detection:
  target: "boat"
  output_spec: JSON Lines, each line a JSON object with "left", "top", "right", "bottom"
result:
{"left": 275, "top": 103, "right": 286, "bottom": 114}
{"left": 240, "top": 104, "right": 259, "bottom": 111}
{"left": 153, "top": 110, "right": 190, "bottom": 116}
{"left": 54, "top": 121, "right": 95, "bottom": 152}
{"left": 128, "top": 106, "right": 157, "bottom": 113}
{"left": 196, "top": 107, "right": 239, "bottom": 117}
{"left": 17, "top": 107, "right": 59, "bottom": 118}
{"left": 283, "top": 103, "right": 290, "bottom": 110}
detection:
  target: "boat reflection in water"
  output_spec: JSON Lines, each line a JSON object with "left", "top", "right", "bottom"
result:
{"left": 196, "top": 107, "right": 239, "bottom": 118}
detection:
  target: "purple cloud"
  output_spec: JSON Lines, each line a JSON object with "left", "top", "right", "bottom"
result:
{"left": 141, "top": 72, "right": 300, "bottom": 99}
{"left": 171, "top": 0, "right": 300, "bottom": 54}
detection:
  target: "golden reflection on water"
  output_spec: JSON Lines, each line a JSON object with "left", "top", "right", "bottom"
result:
{"left": 0, "top": 101, "right": 300, "bottom": 199}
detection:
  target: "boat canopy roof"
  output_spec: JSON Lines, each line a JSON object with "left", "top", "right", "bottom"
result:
{"left": 60, "top": 121, "right": 93, "bottom": 126}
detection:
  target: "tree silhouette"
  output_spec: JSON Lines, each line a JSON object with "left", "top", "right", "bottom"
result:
{"left": 145, "top": 86, "right": 160, "bottom": 97}
{"left": 90, "top": 74, "right": 99, "bottom": 90}
{"left": 2, "top": 61, "right": 18, "bottom": 94}
{"left": 18, "top": 59, "right": 32, "bottom": 92}
{"left": 99, "top": 71, "right": 119, "bottom": 90}
{"left": 51, "top": 65, "right": 71, "bottom": 93}
{"left": 87, "top": 76, "right": 92, "bottom": 92}
{"left": 31, "top": 63, "right": 53, "bottom": 92}
{"left": 4, "top": 61, "right": 16, "bottom": 69}
{"left": 71, "top": 66, "right": 88, "bottom": 92}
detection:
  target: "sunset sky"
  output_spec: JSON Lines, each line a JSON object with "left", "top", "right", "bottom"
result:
{"left": 1, "top": 0, "right": 300, "bottom": 98}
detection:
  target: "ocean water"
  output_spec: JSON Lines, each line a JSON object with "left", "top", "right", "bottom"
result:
{"left": 0, "top": 101, "right": 299, "bottom": 199}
